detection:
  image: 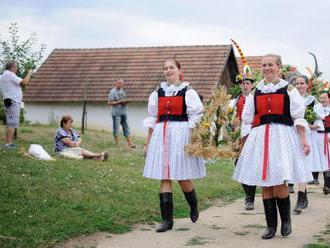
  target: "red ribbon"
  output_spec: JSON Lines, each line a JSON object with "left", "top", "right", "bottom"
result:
{"left": 262, "top": 124, "right": 270, "bottom": 180}
{"left": 163, "top": 121, "right": 170, "bottom": 179}
{"left": 324, "top": 133, "right": 330, "bottom": 169}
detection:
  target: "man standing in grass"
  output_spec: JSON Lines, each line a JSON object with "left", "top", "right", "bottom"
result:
{"left": 108, "top": 79, "right": 136, "bottom": 148}
{"left": 0, "top": 60, "right": 33, "bottom": 148}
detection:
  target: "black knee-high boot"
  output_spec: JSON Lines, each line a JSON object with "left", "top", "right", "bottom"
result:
{"left": 183, "top": 189, "right": 199, "bottom": 223}
{"left": 262, "top": 198, "right": 277, "bottom": 239}
{"left": 288, "top": 183, "right": 294, "bottom": 193}
{"left": 276, "top": 196, "right": 292, "bottom": 236}
{"left": 293, "top": 191, "right": 304, "bottom": 214}
{"left": 323, "top": 171, "right": 330, "bottom": 195}
{"left": 312, "top": 172, "right": 320, "bottom": 185}
{"left": 301, "top": 190, "right": 308, "bottom": 209}
{"left": 242, "top": 184, "right": 256, "bottom": 210}
{"left": 156, "top": 192, "right": 174, "bottom": 232}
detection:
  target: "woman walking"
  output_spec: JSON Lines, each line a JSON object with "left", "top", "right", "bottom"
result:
{"left": 143, "top": 59, "right": 205, "bottom": 232}
{"left": 233, "top": 54, "right": 312, "bottom": 239}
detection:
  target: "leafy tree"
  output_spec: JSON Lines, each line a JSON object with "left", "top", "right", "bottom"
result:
{"left": 0, "top": 22, "right": 46, "bottom": 76}
{"left": 0, "top": 22, "right": 46, "bottom": 124}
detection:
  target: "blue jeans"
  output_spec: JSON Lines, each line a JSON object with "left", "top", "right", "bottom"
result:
{"left": 112, "top": 115, "right": 130, "bottom": 137}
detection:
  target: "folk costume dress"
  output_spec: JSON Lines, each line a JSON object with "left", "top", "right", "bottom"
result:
{"left": 313, "top": 103, "right": 330, "bottom": 172}
{"left": 229, "top": 93, "right": 257, "bottom": 209}
{"left": 143, "top": 82, "right": 206, "bottom": 180}
{"left": 233, "top": 79, "right": 312, "bottom": 186}
{"left": 304, "top": 98, "right": 329, "bottom": 173}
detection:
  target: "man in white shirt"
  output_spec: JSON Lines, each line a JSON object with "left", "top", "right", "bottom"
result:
{"left": 0, "top": 60, "right": 33, "bottom": 148}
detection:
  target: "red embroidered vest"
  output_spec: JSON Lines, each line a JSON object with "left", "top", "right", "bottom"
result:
{"left": 156, "top": 86, "right": 188, "bottom": 123}
{"left": 236, "top": 95, "right": 246, "bottom": 121}
{"left": 323, "top": 116, "right": 330, "bottom": 133}
{"left": 253, "top": 85, "right": 293, "bottom": 127}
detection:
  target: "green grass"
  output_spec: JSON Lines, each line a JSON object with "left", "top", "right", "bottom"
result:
{"left": 184, "top": 236, "right": 212, "bottom": 246}
{"left": 306, "top": 223, "right": 330, "bottom": 248}
{"left": 304, "top": 244, "right": 330, "bottom": 248}
{"left": 0, "top": 125, "right": 243, "bottom": 248}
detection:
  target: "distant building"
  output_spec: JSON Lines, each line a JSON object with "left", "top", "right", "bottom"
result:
{"left": 24, "top": 45, "right": 239, "bottom": 136}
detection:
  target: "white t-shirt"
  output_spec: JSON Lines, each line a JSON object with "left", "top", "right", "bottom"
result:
{"left": 0, "top": 70, "right": 23, "bottom": 102}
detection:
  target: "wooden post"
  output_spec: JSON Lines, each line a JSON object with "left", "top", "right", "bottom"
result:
{"left": 81, "top": 100, "right": 87, "bottom": 134}
{"left": 81, "top": 79, "right": 89, "bottom": 134}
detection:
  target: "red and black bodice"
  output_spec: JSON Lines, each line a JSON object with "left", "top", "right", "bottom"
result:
{"left": 253, "top": 85, "right": 293, "bottom": 127}
{"left": 236, "top": 95, "right": 246, "bottom": 121}
{"left": 321, "top": 115, "right": 330, "bottom": 133}
{"left": 156, "top": 86, "right": 188, "bottom": 123}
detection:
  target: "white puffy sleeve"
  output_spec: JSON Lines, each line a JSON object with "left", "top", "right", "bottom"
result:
{"left": 185, "top": 89, "right": 203, "bottom": 128}
{"left": 314, "top": 103, "right": 327, "bottom": 120}
{"left": 288, "top": 87, "right": 309, "bottom": 131}
{"left": 241, "top": 94, "right": 255, "bottom": 137}
{"left": 313, "top": 103, "right": 326, "bottom": 130}
{"left": 143, "top": 91, "right": 158, "bottom": 129}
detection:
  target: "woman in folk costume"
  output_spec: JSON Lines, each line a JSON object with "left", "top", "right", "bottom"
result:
{"left": 292, "top": 75, "right": 320, "bottom": 213}
{"left": 229, "top": 39, "right": 257, "bottom": 211}
{"left": 313, "top": 91, "right": 330, "bottom": 194}
{"left": 233, "top": 54, "right": 312, "bottom": 239}
{"left": 229, "top": 72, "right": 256, "bottom": 210}
{"left": 143, "top": 59, "right": 205, "bottom": 232}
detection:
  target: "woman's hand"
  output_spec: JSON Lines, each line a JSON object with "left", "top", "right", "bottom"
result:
{"left": 309, "top": 124, "right": 319, "bottom": 130}
{"left": 143, "top": 144, "right": 148, "bottom": 158}
{"left": 301, "top": 139, "right": 310, "bottom": 156}
{"left": 296, "top": 125, "right": 310, "bottom": 156}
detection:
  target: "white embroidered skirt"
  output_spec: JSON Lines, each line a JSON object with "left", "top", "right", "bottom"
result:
{"left": 233, "top": 123, "right": 313, "bottom": 187}
{"left": 144, "top": 121, "right": 206, "bottom": 180}
{"left": 307, "top": 132, "right": 330, "bottom": 172}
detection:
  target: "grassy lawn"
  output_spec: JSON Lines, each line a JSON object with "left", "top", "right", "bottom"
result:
{"left": 0, "top": 124, "right": 243, "bottom": 248}
{"left": 305, "top": 224, "right": 330, "bottom": 248}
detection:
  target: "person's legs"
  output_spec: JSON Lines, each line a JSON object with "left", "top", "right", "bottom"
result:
{"left": 4, "top": 101, "right": 20, "bottom": 146}
{"left": 157, "top": 180, "right": 173, "bottom": 233}
{"left": 323, "top": 171, "right": 330, "bottom": 195}
{"left": 242, "top": 184, "right": 256, "bottom": 210}
{"left": 294, "top": 183, "right": 308, "bottom": 214}
{"left": 288, "top": 183, "right": 295, "bottom": 193}
{"left": 312, "top": 172, "right": 320, "bottom": 184}
{"left": 261, "top": 186, "right": 277, "bottom": 239}
{"left": 5, "top": 127, "right": 16, "bottom": 144}
{"left": 178, "top": 180, "right": 199, "bottom": 223}
{"left": 81, "top": 149, "right": 103, "bottom": 159}
{"left": 120, "top": 115, "right": 135, "bottom": 147}
{"left": 112, "top": 115, "right": 120, "bottom": 145}
{"left": 274, "top": 184, "right": 292, "bottom": 236}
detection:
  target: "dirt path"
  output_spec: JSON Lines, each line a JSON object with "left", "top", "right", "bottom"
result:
{"left": 61, "top": 183, "right": 330, "bottom": 248}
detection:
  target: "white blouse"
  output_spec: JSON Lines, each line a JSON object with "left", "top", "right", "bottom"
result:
{"left": 241, "top": 79, "right": 309, "bottom": 137}
{"left": 313, "top": 103, "right": 330, "bottom": 131}
{"left": 143, "top": 82, "right": 203, "bottom": 129}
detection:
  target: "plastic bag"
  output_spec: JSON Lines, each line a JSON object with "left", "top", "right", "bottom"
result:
{"left": 28, "top": 144, "right": 53, "bottom": 161}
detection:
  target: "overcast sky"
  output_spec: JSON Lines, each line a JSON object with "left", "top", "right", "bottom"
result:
{"left": 1, "top": 0, "right": 329, "bottom": 79}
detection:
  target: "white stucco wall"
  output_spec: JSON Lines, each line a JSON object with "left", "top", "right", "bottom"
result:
{"left": 24, "top": 102, "right": 149, "bottom": 137}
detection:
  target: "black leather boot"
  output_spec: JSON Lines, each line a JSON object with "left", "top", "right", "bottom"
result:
{"left": 156, "top": 192, "right": 174, "bottom": 232}
{"left": 323, "top": 171, "right": 330, "bottom": 195}
{"left": 288, "top": 184, "right": 295, "bottom": 193}
{"left": 261, "top": 198, "right": 277, "bottom": 239}
{"left": 183, "top": 189, "right": 199, "bottom": 223}
{"left": 301, "top": 190, "right": 308, "bottom": 209}
{"left": 293, "top": 191, "right": 304, "bottom": 214}
{"left": 313, "top": 172, "right": 320, "bottom": 185}
{"left": 276, "top": 196, "right": 292, "bottom": 236}
{"left": 242, "top": 184, "right": 256, "bottom": 210}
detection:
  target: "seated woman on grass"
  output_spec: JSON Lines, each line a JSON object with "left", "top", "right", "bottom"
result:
{"left": 54, "top": 115, "right": 108, "bottom": 161}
